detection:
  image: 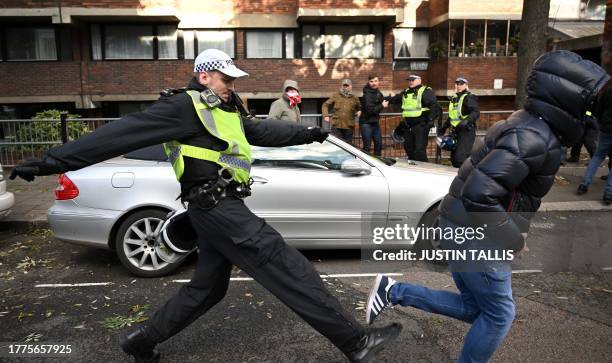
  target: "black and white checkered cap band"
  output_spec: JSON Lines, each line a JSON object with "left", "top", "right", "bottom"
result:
{"left": 194, "top": 59, "right": 235, "bottom": 72}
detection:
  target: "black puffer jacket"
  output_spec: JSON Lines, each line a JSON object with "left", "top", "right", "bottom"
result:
{"left": 439, "top": 51, "right": 609, "bottom": 251}
{"left": 359, "top": 85, "right": 384, "bottom": 124}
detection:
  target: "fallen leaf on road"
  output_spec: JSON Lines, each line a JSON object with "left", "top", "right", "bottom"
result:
{"left": 266, "top": 313, "right": 272, "bottom": 319}
{"left": 24, "top": 332, "right": 42, "bottom": 342}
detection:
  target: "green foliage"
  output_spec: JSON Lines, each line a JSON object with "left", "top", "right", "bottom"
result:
{"left": 14, "top": 109, "right": 89, "bottom": 151}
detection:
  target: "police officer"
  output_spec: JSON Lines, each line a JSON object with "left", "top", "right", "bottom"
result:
{"left": 9, "top": 49, "right": 401, "bottom": 362}
{"left": 385, "top": 75, "right": 441, "bottom": 161}
{"left": 439, "top": 77, "right": 480, "bottom": 168}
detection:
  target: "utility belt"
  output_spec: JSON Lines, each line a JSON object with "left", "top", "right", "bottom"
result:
{"left": 182, "top": 168, "right": 253, "bottom": 209}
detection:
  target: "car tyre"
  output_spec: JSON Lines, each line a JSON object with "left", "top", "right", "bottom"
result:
{"left": 115, "top": 209, "right": 183, "bottom": 277}
{"left": 414, "top": 207, "right": 448, "bottom": 266}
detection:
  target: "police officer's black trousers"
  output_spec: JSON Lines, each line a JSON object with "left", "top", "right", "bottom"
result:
{"left": 450, "top": 127, "right": 476, "bottom": 168}
{"left": 402, "top": 121, "right": 430, "bottom": 162}
{"left": 144, "top": 197, "right": 365, "bottom": 354}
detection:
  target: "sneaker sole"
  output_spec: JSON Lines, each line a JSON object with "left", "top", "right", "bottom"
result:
{"left": 366, "top": 274, "right": 384, "bottom": 325}
{"left": 359, "top": 324, "right": 403, "bottom": 363}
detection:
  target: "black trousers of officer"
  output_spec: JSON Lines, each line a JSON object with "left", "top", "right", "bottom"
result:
{"left": 402, "top": 120, "right": 430, "bottom": 162}
{"left": 450, "top": 127, "right": 476, "bottom": 168}
{"left": 144, "top": 196, "right": 365, "bottom": 354}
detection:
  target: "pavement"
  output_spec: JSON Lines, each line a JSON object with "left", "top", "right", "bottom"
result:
{"left": 2, "top": 160, "right": 611, "bottom": 225}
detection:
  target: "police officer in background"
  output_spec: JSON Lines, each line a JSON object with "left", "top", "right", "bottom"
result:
{"left": 385, "top": 75, "right": 441, "bottom": 161}
{"left": 10, "top": 49, "right": 401, "bottom": 362}
{"left": 438, "top": 77, "right": 480, "bottom": 168}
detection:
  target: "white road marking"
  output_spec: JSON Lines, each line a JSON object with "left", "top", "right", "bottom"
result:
{"left": 34, "top": 271, "right": 553, "bottom": 288}
{"left": 511, "top": 269, "right": 543, "bottom": 274}
{"left": 35, "top": 282, "right": 114, "bottom": 288}
{"left": 540, "top": 201, "right": 612, "bottom": 211}
{"left": 602, "top": 267, "right": 612, "bottom": 271}
{"left": 172, "top": 273, "right": 406, "bottom": 284}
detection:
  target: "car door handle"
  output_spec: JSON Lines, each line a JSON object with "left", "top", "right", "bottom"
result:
{"left": 251, "top": 176, "right": 269, "bottom": 184}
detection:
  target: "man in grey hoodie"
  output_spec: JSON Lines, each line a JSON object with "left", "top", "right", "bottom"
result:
{"left": 268, "top": 79, "right": 301, "bottom": 122}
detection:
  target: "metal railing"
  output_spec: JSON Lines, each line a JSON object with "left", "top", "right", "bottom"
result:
{"left": 0, "top": 111, "right": 513, "bottom": 167}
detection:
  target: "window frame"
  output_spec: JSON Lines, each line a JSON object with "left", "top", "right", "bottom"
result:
{"left": 244, "top": 29, "right": 295, "bottom": 59}
{"left": 90, "top": 23, "right": 180, "bottom": 61}
{"left": 298, "top": 23, "right": 385, "bottom": 60}
{"left": 392, "top": 27, "right": 430, "bottom": 60}
{"left": 0, "top": 24, "right": 65, "bottom": 62}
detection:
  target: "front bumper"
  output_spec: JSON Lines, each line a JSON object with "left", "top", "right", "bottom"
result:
{"left": 0, "top": 180, "right": 15, "bottom": 217}
{"left": 47, "top": 201, "right": 122, "bottom": 249}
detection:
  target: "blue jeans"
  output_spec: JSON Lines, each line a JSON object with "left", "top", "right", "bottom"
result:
{"left": 360, "top": 123, "right": 382, "bottom": 156}
{"left": 389, "top": 218, "right": 515, "bottom": 363}
{"left": 581, "top": 132, "right": 612, "bottom": 195}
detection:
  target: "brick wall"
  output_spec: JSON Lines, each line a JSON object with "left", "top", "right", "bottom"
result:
{"left": 0, "top": 63, "right": 81, "bottom": 96}
{"left": 235, "top": 0, "right": 298, "bottom": 13}
{"left": 446, "top": 57, "right": 517, "bottom": 90}
{"left": 428, "top": 0, "right": 449, "bottom": 23}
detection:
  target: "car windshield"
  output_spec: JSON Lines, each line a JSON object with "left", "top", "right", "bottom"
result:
{"left": 251, "top": 140, "right": 357, "bottom": 170}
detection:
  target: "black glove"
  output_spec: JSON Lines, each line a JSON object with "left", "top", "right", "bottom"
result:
{"left": 9, "top": 156, "right": 67, "bottom": 182}
{"left": 308, "top": 127, "right": 330, "bottom": 143}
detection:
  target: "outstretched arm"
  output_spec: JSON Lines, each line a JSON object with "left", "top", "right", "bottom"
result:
{"left": 243, "top": 117, "right": 328, "bottom": 147}
{"left": 11, "top": 95, "right": 198, "bottom": 181}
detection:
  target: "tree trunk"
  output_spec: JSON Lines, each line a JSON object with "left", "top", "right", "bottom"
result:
{"left": 603, "top": 0, "right": 612, "bottom": 74}
{"left": 515, "top": 0, "right": 551, "bottom": 109}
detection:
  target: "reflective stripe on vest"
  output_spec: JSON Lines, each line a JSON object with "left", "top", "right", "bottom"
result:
{"left": 401, "top": 86, "right": 430, "bottom": 118}
{"left": 449, "top": 93, "right": 469, "bottom": 127}
{"left": 163, "top": 90, "right": 252, "bottom": 183}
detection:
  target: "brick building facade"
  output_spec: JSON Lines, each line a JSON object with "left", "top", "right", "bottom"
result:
{"left": 0, "top": 0, "right": 602, "bottom": 118}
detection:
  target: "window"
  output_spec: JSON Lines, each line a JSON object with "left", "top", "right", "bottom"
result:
{"left": 158, "top": 25, "right": 178, "bottom": 59}
{"left": 486, "top": 20, "right": 508, "bottom": 56}
{"left": 91, "top": 24, "right": 178, "bottom": 60}
{"left": 105, "top": 25, "right": 154, "bottom": 59}
{"left": 447, "top": 20, "right": 517, "bottom": 57}
{"left": 191, "top": 30, "right": 235, "bottom": 59}
{"left": 180, "top": 30, "right": 235, "bottom": 59}
{"left": 245, "top": 31, "right": 294, "bottom": 59}
{"left": 465, "top": 20, "right": 485, "bottom": 56}
{"left": 251, "top": 141, "right": 357, "bottom": 171}
{"left": 301, "top": 24, "right": 383, "bottom": 59}
{"left": 5, "top": 27, "right": 57, "bottom": 61}
{"left": 393, "top": 28, "right": 429, "bottom": 59}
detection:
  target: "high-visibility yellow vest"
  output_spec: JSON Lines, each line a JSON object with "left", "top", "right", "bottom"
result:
{"left": 448, "top": 93, "right": 469, "bottom": 127}
{"left": 163, "top": 90, "right": 252, "bottom": 183}
{"left": 401, "top": 86, "right": 430, "bottom": 118}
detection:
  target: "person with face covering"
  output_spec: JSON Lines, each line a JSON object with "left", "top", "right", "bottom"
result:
{"left": 366, "top": 51, "right": 609, "bottom": 363}
{"left": 322, "top": 79, "right": 362, "bottom": 143}
{"left": 268, "top": 79, "right": 301, "bottom": 122}
{"left": 9, "top": 49, "right": 403, "bottom": 363}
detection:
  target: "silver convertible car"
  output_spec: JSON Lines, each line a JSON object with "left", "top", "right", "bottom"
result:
{"left": 48, "top": 136, "right": 456, "bottom": 277}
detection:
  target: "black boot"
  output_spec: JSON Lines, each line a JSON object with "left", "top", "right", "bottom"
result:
{"left": 576, "top": 184, "right": 588, "bottom": 195}
{"left": 120, "top": 327, "right": 160, "bottom": 363}
{"left": 346, "top": 323, "right": 402, "bottom": 363}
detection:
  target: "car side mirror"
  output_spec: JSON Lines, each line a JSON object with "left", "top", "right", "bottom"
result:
{"left": 340, "top": 159, "right": 371, "bottom": 175}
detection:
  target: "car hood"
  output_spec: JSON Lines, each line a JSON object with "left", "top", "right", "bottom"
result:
{"left": 390, "top": 158, "right": 457, "bottom": 177}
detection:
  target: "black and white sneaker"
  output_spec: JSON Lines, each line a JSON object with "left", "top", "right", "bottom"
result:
{"left": 366, "top": 274, "right": 397, "bottom": 324}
